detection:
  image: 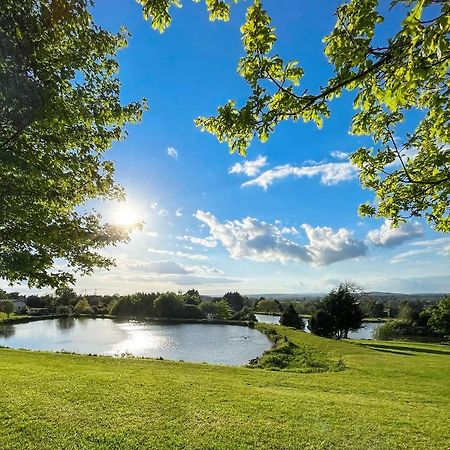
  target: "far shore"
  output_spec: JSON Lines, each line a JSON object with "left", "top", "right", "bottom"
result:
{"left": 0, "top": 313, "right": 253, "bottom": 328}
{"left": 255, "top": 311, "right": 388, "bottom": 323}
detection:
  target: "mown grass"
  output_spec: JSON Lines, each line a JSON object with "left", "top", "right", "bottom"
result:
{"left": 250, "top": 325, "right": 345, "bottom": 373}
{"left": 0, "top": 324, "right": 449, "bottom": 449}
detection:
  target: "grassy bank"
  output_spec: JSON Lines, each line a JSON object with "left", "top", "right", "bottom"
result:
{"left": 0, "top": 325, "right": 449, "bottom": 449}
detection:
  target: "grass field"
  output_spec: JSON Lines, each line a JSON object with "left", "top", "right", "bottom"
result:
{"left": 0, "top": 324, "right": 449, "bottom": 449}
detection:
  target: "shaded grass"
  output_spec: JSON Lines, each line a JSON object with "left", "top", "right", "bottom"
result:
{"left": 0, "top": 325, "right": 449, "bottom": 449}
{"left": 359, "top": 342, "right": 450, "bottom": 356}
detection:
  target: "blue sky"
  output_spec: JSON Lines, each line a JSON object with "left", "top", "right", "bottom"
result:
{"left": 6, "top": 1, "right": 450, "bottom": 295}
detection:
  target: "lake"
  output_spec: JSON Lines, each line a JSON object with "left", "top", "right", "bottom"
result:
{"left": 255, "top": 314, "right": 382, "bottom": 339}
{"left": 0, "top": 318, "right": 272, "bottom": 366}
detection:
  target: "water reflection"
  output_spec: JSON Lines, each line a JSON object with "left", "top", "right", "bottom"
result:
{"left": 0, "top": 324, "right": 15, "bottom": 338}
{"left": 56, "top": 317, "right": 75, "bottom": 331}
{"left": 255, "top": 314, "right": 381, "bottom": 339}
{"left": 0, "top": 318, "right": 272, "bottom": 366}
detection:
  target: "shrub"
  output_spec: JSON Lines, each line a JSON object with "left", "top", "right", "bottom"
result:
{"left": 255, "top": 299, "right": 282, "bottom": 314}
{"left": 373, "top": 319, "right": 414, "bottom": 340}
{"left": 280, "top": 303, "right": 305, "bottom": 329}
{"left": 154, "top": 293, "right": 185, "bottom": 318}
{"left": 181, "top": 305, "right": 206, "bottom": 319}
{"left": 250, "top": 333, "right": 345, "bottom": 373}
{"left": 0, "top": 301, "right": 15, "bottom": 318}
{"left": 308, "top": 309, "right": 334, "bottom": 338}
{"left": 198, "top": 301, "right": 219, "bottom": 319}
{"left": 56, "top": 305, "right": 73, "bottom": 315}
{"left": 110, "top": 296, "right": 137, "bottom": 316}
{"left": 426, "top": 296, "right": 450, "bottom": 338}
{"left": 231, "top": 306, "right": 257, "bottom": 322}
{"left": 74, "top": 299, "right": 93, "bottom": 314}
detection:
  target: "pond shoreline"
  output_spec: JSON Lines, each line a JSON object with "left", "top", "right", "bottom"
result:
{"left": 0, "top": 316, "right": 270, "bottom": 365}
{"left": 0, "top": 313, "right": 254, "bottom": 328}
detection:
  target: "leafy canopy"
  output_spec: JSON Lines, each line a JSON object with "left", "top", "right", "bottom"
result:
{"left": 1, "top": 0, "right": 146, "bottom": 288}
{"left": 427, "top": 296, "right": 450, "bottom": 337}
{"left": 140, "top": 0, "right": 450, "bottom": 231}
{"left": 309, "top": 283, "right": 364, "bottom": 339}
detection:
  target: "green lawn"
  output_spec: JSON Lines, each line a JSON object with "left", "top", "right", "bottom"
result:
{"left": 0, "top": 325, "right": 449, "bottom": 449}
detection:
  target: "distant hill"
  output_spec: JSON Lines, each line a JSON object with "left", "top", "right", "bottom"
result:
{"left": 246, "top": 293, "right": 324, "bottom": 301}
{"left": 201, "top": 292, "right": 448, "bottom": 303}
{"left": 247, "top": 292, "right": 448, "bottom": 303}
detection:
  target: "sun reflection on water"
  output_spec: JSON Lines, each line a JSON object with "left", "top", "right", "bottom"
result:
{"left": 109, "top": 321, "right": 173, "bottom": 356}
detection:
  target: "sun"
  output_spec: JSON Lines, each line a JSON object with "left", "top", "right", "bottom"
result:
{"left": 113, "top": 204, "right": 140, "bottom": 226}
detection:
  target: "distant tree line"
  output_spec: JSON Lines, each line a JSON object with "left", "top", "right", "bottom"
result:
{"left": 374, "top": 296, "right": 450, "bottom": 341}
{"left": 254, "top": 292, "right": 444, "bottom": 320}
{"left": 2, "top": 286, "right": 448, "bottom": 341}
{"left": 254, "top": 285, "right": 450, "bottom": 341}
{"left": 0, "top": 288, "right": 257, "bottom": 322}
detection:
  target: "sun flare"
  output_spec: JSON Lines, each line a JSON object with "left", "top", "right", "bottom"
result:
{"left": 113, "top": 204, "right": 140, "bottom": 226}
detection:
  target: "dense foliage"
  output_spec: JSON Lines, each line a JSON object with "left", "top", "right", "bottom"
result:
{"left": 2, "top": 0, "right": 448, "bottom": 291}
{"left": 140, "top": 0, "right": 450, "bottom": 231}
{"left": 374, "top": 296, "right": 450, "bottom": 340}
{"left": 279, "top": 303, "right": 305, "bottom": 330}
{"left": 0, "top": 0, "right": 145, "bottom": 288}
{"left": 309, "top": 284, "right": 363, "bottom": 339}
{"left": 0, "top": 300, "right": 14, "bottom": 318}
{"left": 255, "top": 298, "right": 282, "bottom": 314}
{"left": 74, "top": 298, "right": 93, "bottom": 314}
{"left": 231, "top": 306, "right": 257, "bottom": 322}
{"left": 1, "top": 288, "right": 259, "bottom": 322}
{"left": 223, "top": 291, "right": 245, "bottom": 312}
{"left": 427, "top": 296, "right": 450, "bottom": 337}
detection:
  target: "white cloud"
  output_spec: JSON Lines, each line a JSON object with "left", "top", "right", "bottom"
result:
{"left": 390, "top": 249, "right": 432, "bottom": 264}
{"left": 281, "top": 226, "right": 299, "bottom": 235}
{"left": 146, "top": 231, "right": 158, "bottom": 238}
{"left": 194, "top": 211, "right": 309, "bottom": 263}
{"left": 184, "top": 265, "right": 224, "bottom": 275}
{"left": 150, "top": 202, "right": 168, "bottom": 217}
{"left": 162, "top": 275, "right": 240, "bottom": 286}
{"left": 242, "top": 162, "right": 357, "bottom": 190}
{"left": 367, "top": 220, "right": 424, "bottom": 248}
{"left": 412, "top": 237, "right": 450, "bottom": 248}
{"left": 330, "top": 151, "right": 349, "bottom": 160}
{"left": 176, "top": 208, "right": 183, "bottom": 217}
{"left": 126, "top": 261, "right": 190, "bottom": 275}
{"left": 229, "top": 155, "right": 268, "bottom": 177}
{"left": 194, "top": 210, "right": 367, "bottom": 267}
{"left": 177, "top": 235, "right": 217, "bottom": 248}
{"left": 301, "top": 224, "right": 368, "bottom": 266}
{"left": 167, "top": 147, "right": 178, "bottom": 159}
{"left": 364, "top": 275, "right": 450, "bottom": 293}
{"left": 148, "top": 248, "right": 209, "bottom": 261}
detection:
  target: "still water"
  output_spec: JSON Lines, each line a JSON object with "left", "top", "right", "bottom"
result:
{"left": 0, "top": 318, "right": 272, "bottom": 366}
{"left": 255, "top": 314, "right": 381, "bottom": 339}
